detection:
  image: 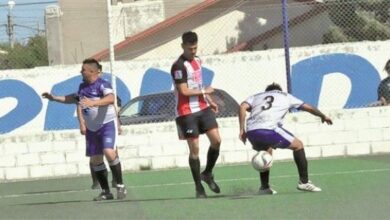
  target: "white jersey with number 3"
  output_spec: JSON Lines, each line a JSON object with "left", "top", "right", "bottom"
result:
{"left": 244, "top": 90, "right": 304, "bottom": 131}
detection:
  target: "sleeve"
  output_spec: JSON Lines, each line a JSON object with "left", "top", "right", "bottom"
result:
{"left": 100, "top": 80, "right": 113, "bottom": 96}
{"left": 287, "top": 94, "right": 304, "bottom": 109}
{"left": 171, "top": 62, "right": 188, "bottom": 84}
{"left": 243, "top": 95, "right": 254, "bottom": 107}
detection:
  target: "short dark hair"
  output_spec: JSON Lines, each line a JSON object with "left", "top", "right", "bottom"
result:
{"left": 82, "top": 58, "right": 102, "bottom": 71}
{"left": 265, "top": 83, "right": 282, "bottom": 92}
{"left": 182, "top": 31, "right": 198, "bottom": 44}
{"left": 385, "top": 59, "right": 390, "bottom": 71}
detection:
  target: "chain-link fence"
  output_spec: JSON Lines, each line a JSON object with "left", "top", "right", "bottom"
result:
{"left": 0, "top": 0, "right": 389, "bottom": 133}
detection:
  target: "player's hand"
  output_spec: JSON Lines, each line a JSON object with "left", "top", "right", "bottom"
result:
{"left": 321, "top": 116, "right": 333, "bottom": 125}
{"left": 79, "top": 97, "right": 95, "bottom": 108}
{"left": 239, "top": 129, "right": 247, "bottom": 144}
{"left": 203, "top": 86, "right": 214, "bottom": 94}
{"left": 42, "top": 92, "right": 54, "bottom": 101}
{"left": 79, "top": 123, "right": 87, "bottom": 135}
{"left": 210, "top": 102, "right": 219, "bottom": 113}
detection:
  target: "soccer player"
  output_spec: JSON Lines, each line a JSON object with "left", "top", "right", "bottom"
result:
{"left": 42, "top": 58, "right": 127, "bottom": 201}
{"left": 171, "top": 31, "right": 221, "bottom": 198}
{"left": 238, "top": 83, "right": 332, "bottom": 194}
{"left": 77, "top": 95, "right": 122, "bottom": 189}
{"left": 377, "top": 59, "right": 390, "bottom": 105}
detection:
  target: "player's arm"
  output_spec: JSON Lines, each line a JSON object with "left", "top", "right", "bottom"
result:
{"left": 79, "top": 93, "right": 114, "bottom": 108}
{"left": 238, "top": 102, "right": 251, "bottom": 144}
{"left": 41, "top": 92, "right": 78, "bottom": 104}
{"left": 76, "top": 104, "right": 87, "bottom": 135}
{"left": 298, "top": 103, "right": 333, "bottom": 125}
{"left": 204, "top": 93, "right": 218, "bottom": 113}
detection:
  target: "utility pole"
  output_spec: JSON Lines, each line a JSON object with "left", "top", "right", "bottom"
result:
{"left": 7, "top": 1, "right": 15, "bottom": 48}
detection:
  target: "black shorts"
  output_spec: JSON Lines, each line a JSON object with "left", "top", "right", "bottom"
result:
{"left": 175, "top": 107, "right": 218, "bottom": 139}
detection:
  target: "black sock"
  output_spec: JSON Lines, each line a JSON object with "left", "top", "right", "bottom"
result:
{"left": 93, "top": 163, "right": 110, "bottom": 192}
{"left": 260, "top": 170, "right": 270, "bottom": 189}
{"left": 90, "top": 162, "right": 98, "bottom": 183}
{"left": 109, "top": 158, "right": 123, "bottom": 185}
{"left": 204, "top": 147, "right": 220, "bottom": 174}
{"left": 189, "top": 157, "right": 201, "bottom": 188}
{"left": 293, "top": 148, "right": 308, "bottom": 183}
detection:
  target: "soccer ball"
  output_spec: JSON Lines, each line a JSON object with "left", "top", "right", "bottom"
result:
{"left": 251, "top": 151, "right": 273, "bottom": 172}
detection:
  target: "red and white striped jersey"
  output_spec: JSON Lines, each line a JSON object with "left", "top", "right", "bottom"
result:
{"left": 171, "top": 55, "right": 209, "bottom": 117}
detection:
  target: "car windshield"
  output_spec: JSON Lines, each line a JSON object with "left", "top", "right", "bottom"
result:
{"left": 120, "top": 99, "right": 144, "bottom": 117}
{"left": 120, "top": 93, "right": 174, "bottom": 117}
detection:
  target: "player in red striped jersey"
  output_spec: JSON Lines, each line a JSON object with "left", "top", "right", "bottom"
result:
{"left": 171, "top": 31, "right": 221, "bottom": 198}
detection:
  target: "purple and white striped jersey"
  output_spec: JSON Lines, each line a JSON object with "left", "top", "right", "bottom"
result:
{"left": 77, "top": 78, "right": 116, "bottom": 132}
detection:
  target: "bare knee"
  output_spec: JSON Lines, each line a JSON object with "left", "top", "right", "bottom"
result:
{"left": 90, "top": 156, "right": 104, "bottom": 165}
{"left": 289, "top": 138, "right": 304, "bottom": 151}
{"left": 210, "top": 139, "right": 221, "bottom": 150}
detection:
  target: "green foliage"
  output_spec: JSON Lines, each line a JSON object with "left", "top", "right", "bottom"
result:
{"left": 323, "top": 0, "right": 390, "bottom": 44}
{"left": 0, "top": 35, "right": 48, "bottom": 70}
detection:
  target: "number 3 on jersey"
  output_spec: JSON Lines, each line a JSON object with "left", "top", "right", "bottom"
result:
{"left": 261, "top": 96, "right": 274, "bottom": 110}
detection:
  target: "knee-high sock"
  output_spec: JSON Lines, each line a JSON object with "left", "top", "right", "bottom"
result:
{"left": 204, "top": 147, "right": 220, "bottom": 174}
{"left": 109, "top": 157, "right": 123, "bottom": 185}
{"left": 189, "top": 157, "right": 201, "bottom": 188}
{"left": 293, "top": 148, "right": 308, "bottom": 183}
{"left": 93, "top": 163, "right": 110, "bottom": 192}
{"left": 260, "top": 170, "right": 270, "bottom": 189}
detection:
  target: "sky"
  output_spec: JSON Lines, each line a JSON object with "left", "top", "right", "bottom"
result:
{"left": 0, "top": 0, "right": 58, "bottom": 44}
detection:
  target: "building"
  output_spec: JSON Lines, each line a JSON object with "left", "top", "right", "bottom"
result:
{"left": 46, "top": 0, "right": 329, "bottom": 65}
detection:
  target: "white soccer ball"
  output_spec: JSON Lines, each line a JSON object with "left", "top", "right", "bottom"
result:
{"left": 251, "top": 151, "right": 273, "bottom": 172}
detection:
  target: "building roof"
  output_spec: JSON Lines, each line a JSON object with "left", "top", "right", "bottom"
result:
{"left": 92, "top": 0, "right": 322, "bottom": 60}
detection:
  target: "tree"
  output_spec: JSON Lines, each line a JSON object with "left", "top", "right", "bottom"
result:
{"left": 323, "top": 0, "right": 390, "bottom": 43}
{"left": 0, "top": 35, "right": 48, "bottom": 70}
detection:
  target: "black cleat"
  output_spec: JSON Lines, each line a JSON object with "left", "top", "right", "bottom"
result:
{"left": 93, "top": 191, "right": 114, "bottom": 201}
{"left": 196, "top": 185, "right": 207, "bottom": 199}
{"left": 258, "top": 186, "right": 277, "bottom": 195}
{"left": 200, "top": 172, "right": 221, "bottom": 194}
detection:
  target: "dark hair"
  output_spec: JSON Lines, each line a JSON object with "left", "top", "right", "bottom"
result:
{"left": 182, "top": 31, "right": 198, "bottom": 44}
{"left": 385, "top": 59, "right": 390, "bottom": 71}
{"left": 82, "top": 58, "right": 102, "bottom": 71}
{"left": 265, "top": 83, "right": 282, "bottom": 92}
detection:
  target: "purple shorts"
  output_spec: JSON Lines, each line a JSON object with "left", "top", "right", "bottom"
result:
{"left": 85, "top": 120, "right": 117, "bottom": 156}
{"left": 246, "top": 127, "right": 295, "bottom": 151}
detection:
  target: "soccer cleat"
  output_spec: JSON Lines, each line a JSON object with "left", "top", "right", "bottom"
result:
{"left": 116, "top": 184, "right": 127, "bottom": 200}
{"left": 297, "top": 180, "right": 322, "bottom": 192}
{"left": 258, "top": 186, "right": 277, "bottom": 195}
{"left": 93, "top": 191, "right": 114, "bottom": 201}
{"left": 200, "top": 172, "right": 221, "bottom": 194}
{"left": 195, "top": 185, "right": 207, "bottom": 199}
{"left": 91, "top": 181, "right": 100, "bottom": 190}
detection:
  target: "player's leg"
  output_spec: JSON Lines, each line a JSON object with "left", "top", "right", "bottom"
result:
{"left": 288, "top": 136, "right": 321, "bottom": 192}
{"left": 198, "top": 108, "right": 221, "bottom": 193}
{"left": 111, "top": 148, "right": 119, "bottom": 188}
{"left": 176, "top": 114, "right": 206, "bottom": 198}
{"left": 89, "top": 160, "right": 100, "bottom": 189}
{"left": 257, "top": 147, "right": 277, "bottom": 195}
{"left": 101, "top": 120, "right": 126, "bottom": 199}
{"left": 247, "top": 129, "right": 283, "bottom": 195}
{"left": 201, "top": 127, "right": 221, "bottom": 193}
{"left": 186, "top": 138, "right": 206, "bottom": 198}
{"left": 90, "top": 155, "right": 113, "bottom": 201}
{"left": 86, "top": 129, "right": 113, "bottom": 200}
